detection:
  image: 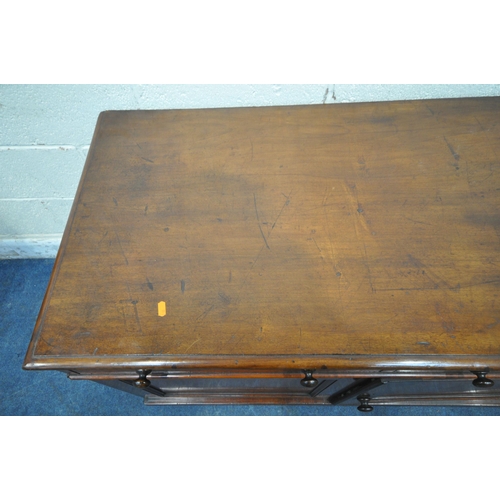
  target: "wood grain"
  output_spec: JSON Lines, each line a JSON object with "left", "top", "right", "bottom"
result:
{"left": 24, "top": 98, "right": 500, "bottom": 373}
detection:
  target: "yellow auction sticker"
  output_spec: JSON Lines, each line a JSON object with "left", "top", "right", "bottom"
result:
{"left": 157, "top": 301, "right": 167, "bottom": 317}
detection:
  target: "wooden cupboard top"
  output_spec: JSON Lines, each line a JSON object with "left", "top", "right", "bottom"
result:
{"left": 24, "top": 98, "right": 500, "bottom": 372}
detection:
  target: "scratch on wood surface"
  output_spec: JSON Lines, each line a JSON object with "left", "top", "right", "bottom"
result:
{"left": 464, "top": 160, "right": 475, "bottom": 196}
{"left": 320, "top": 197, "right": 347, "bottom": 318}
{"left": 324, "top": 215, "right": 338, "bottom": 269}
{"left": 184, "top": 337, "right": 201, "bottom": 353}
{"left": 403, "top": 216, "right": 432, "bottom": 226}
{"left": 113, "top": 230, "right": 129, "bottom": 265}
{"left": 118, "top": 306, "right": 127, "bottom": 328}
{"left": 475, "top": 117, "right": 486, "bottom": 131}
{"left": 321, "top": 190, "right": 343, "bottom": 280}
{"left": 125, "top": 283, "right": 144, "bottom": 335}
{"left": 40, "top": 336, "right": 56, "bottom": 349}
{"left": 253, "top": 193, "right": 270, "bottom": 249}
{"left": 245, "top": 245, "right": 266, "bottom": 278}
{"left": 241, "top": 191, "right": 293, "bottom": 287}
{"left": 475, "top": 117, "right": 500, "bottom": 162}
{"left": 218, "top": 292, "right": 231, "bottom": 304}
{"left": 460, "top": 279, "right": 500, "bottom": 289}
{"left": 97, "top": 230, "right": 109, "bottom": 246}
{"left": 378, "top": 286, "right": 439, "bottom": 292}
{"left": 311, "top": 237, "right": 325, "bottom": 261}
{"left": 132, "top": 301, "right": 144, "bottom": 335}
{"left": 443, "top": 136, "right": 461, "bottom": 161}
{"left": 271, "top": 190, "right": 292, "bottom": 231}
{"left": 373, "top": 313, "right": 400, "bottom": 328}
{"left": 406, "top": 254, "right": 451, "bottom": 290}
{"left": 363, "top": 242, "right": 375, "bottom": 293}
{"left": 342, "top": 181, "right": 370, "bottom": 234}
{"left": 342, "top": 181, "right": 374, "bottom": 292}
{"left": 322, "top": 185, "right": 333, "bottom": 207}
{"left": 435, "top": 303, "right": 456, "bottom": 333}
{"left": 258, "top": 224, "right": 270, "bottom": 249}
{"left": 73, "top": 331, "right": 91, "bottom": 339}
{"left": 196, "top": 304, "right": 214, "bottom": 321}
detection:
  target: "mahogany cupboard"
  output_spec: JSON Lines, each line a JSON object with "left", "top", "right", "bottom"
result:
{"left": 24, "top": 98, "right": 500, "bottom": 411}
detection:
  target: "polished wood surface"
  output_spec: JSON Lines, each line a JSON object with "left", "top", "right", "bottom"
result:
{"left": 24, "top": 97, "right": 500, "bottom": 375}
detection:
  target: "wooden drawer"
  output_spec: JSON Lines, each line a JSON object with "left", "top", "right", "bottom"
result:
{"left": 70, "top": 370, "right": 343, "bottom": 405}
{"left": 327, "top": 374, "right": 500, "bottom": 410}
{"left": 365, "top": 378, "right": 500, "bottom": 408}
{"left": 145, "top": 377, "right": 338, "bottom": 405}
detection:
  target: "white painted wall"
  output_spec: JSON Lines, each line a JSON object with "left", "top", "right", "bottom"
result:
{"left": 1, "top": 84, "right": 499, "bottom": 258}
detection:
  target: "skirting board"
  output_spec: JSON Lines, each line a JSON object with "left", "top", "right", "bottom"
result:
{"left": 0, "top": 236, "right": 61, "bottom": 259}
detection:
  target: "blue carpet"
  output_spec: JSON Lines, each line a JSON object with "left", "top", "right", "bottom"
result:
{"left": 1, "top": 258, "right": 499, "bottom": 416}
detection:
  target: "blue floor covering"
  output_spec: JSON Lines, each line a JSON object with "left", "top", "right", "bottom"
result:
{"left": 1, "top": 258, "right": 499, "bottom": 416}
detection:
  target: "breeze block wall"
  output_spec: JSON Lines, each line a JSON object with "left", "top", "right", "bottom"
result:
{"left": 1, "top": 84, "right": 499, "bottom": 258}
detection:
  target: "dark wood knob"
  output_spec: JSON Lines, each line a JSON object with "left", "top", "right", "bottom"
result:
{"left": 134, "top": 369, "right": 152, "bottom": 388}
{"left": 300, "top": 370, "right": 318, "bottom": 387}
{"left": 472, "top": 371, "right": 494, "bottom": 388}
{"left": 357, "top": 393, "right": 374, "bottom": 412}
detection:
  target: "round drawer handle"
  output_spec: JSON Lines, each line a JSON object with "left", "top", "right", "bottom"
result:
{"left": 357, "top": 393, "right": 374, "bottom": 413}
{"left": 472, "top": 371, "right": 494, "bottom": 388}
{"left": 300, "top": 370, "right": 318, "bottom": 387}
{"left": 134, "top": 369, "right": 152, "bottom": 388}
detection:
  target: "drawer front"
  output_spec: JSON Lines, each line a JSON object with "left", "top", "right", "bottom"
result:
{"left": 71, "top": 370, "right": 345, "bottom": 404}
{"left": 149, "top": 376, "right": 343, "bottom": 403}
{"left": 366, "top": 378, "right": 500, "bottom": 407}
{"left": 326, "top": 376, "right": 500, "bottom": 410}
